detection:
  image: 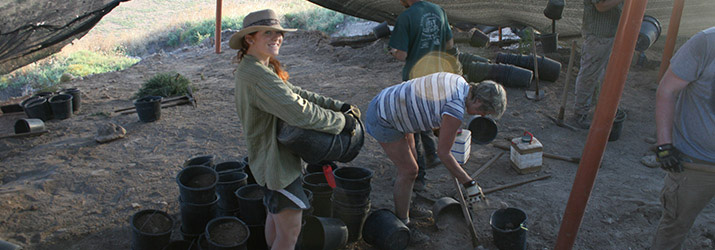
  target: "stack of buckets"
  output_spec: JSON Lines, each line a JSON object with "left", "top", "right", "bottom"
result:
{"left": 331, "top": 166, "right": 374, "bottom": 243}
{"left": 172, "top": 154, "right": 259, "bottom": 249}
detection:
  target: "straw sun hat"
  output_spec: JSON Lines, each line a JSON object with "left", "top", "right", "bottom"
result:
{"left": 229, "top": 9, "right": 297, "bottom": 50}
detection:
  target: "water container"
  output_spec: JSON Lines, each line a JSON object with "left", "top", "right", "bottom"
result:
{"left": 451, "top": 129, "right": 472, "bottom": 165}
{"left": 509, "top": 132, "right": 542, "bottom": 174}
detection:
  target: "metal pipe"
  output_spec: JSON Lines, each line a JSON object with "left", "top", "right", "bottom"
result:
{"left": 554, "top": 0, "right": 648, "bottom": 249}
{"left": 215, "top": 0, "right": 223, "bottom": 54}
{"left": 657, "top": 0, "right": 685, "bottom": 80}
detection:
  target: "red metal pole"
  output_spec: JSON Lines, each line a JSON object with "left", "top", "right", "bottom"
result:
{"left": 657, "top": 0, "right": 685, "bottom": 80}
{"left": 554, "top": 0, "right": 648, "bottom": 249}
{"left": 215, "top": 0, "right": 222, "bottom": 54}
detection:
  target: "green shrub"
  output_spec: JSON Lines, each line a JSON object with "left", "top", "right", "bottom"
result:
{"left": 134, "top": 72, "right": 195, "bottom": 99}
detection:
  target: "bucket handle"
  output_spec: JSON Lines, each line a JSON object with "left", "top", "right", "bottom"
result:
{"left": 323, "top": 165, "right": 336, "bottom": 188}
{"left": 523, "top": 131, "right": 534, "bottom": 144}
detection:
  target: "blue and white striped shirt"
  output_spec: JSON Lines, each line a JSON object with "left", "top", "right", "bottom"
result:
{"left": 376, "top": 72, "right": 470, "bottom": 133}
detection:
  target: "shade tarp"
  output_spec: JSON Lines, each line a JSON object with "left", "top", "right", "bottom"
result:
{"left": 308, "top": 0, "right": 715, "bottom": 39}
{"left": 0, "top": 0, "right": 127, "bottom": 75}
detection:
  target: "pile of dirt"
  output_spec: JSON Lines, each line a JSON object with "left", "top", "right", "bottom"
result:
{"left": 0, "top": 30, "right": 713, "bottom": 250}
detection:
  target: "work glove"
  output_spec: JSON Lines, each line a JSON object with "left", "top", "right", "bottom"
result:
{"left": 463, "top": 180, "right": 485, "bottom": 207}
{"left": 341, "top": 103, "right": 361, "bottom": 119}
{"left": 340, "top": 112, "right": 357, "bottom": 136}
{"left": 656, "top": 143, "right": 683, "bottom": 173}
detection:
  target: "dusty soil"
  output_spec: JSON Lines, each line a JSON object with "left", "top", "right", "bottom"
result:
{"left": 0, "top": 30, "right": 713, "bottom": 250}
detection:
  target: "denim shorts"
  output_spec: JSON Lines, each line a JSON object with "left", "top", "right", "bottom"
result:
{"left": 262, "top": 177, "right": 310, "bottom": 214}
{"left": 365, "top": 97, "right": 404, "bottom": 143}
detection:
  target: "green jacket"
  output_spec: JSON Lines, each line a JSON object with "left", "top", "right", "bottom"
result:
{"left": 234, "top": 55, "right": 346, "bottom": 190}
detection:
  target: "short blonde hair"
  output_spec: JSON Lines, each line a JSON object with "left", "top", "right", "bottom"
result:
{"left": 468, "top": 80, "right": 507, "bottom": 119}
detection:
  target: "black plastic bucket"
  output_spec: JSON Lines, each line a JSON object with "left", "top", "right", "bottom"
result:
{"left": 179, "top": 195, "right": 219, "bottom": 235}
{"left": 487, "top": 63, "right": 534, "bottom": 88}
{"left": 242, "top": 156, "right": 257, "bottom": 185}
{"left": 458, "top": 52, "right": 489, "bottom": 67}
{"left": 277, "top": 114, "right": 365, "bottom": 164}
{"left": 304, "top": 189, "right": 315, "bottom": 216}
{"left": 180, "top": 227, "right": 201, "bottom": 243}
{"left": 608, "top": 109, "right": 627, "bottom": 141}
{"left": 373, "top": 21, "right": 391, "bottom": 39}
{"left": 131, "top": 209, "right": 174, "bottom": 250}
{"left": 246, "top": 224, "right": 268, "bottom": 250}
{"left": 464, "top": 61, "right": 492, "bottom": 83}
{"left": 333, "top": 167, "right": 374, "bottom": 191}
{"left": 205, "top": 216, "right": 249, "bottom": 250}
{"left": 235, "top": 184, "right": 266, "bottom": 225}
{"left": 14, "top": 118, "right": 46, "bottom": 134}
{"left": 176, "top": 166, "right": 219, "bottom": 204}
{"left": 541, "top": 33, "right": 558, "bottom": 53}
{"left": 490, "top": 207, "right": 528, "bottom": 250}
{"left": 48, "top": 94, "right": 73, "bottom": 119}
{"left": 469, "top": 28, "right": 490, "bottom": 47}
{"left": 216, "top": 172, "right": 248, "bottom": 210}
{"left": 214, "top": 161, "right": 245, "bottom": 174}
{"left": 331, "top": 186, "right": 370, "bottom": 205}
{"left": 543, "top": 0, "right": 565, "bottom": 20}
{"left": 362, "top": 209, "right": 410, "bottom": 250}
{"left": 301, "top": 215, "right": 349, "bottom": 250}
{"left": 23, "top": 97, "right": 52, "bottom": 121}
{"left": 495, "top": 52, "right": 562, "bottom": 82}
{"left": 306, "top": 161, "right": 337, "bottom": 175}
{"left": 636, "top": 15, "right": 661, "bottom": 52}
{"left": 332, "top": 200, "right": 370, "bottom": 242}
{"left": 468, "top": 117, "right": 498, "bottom": 145}
{"left": 183, "top": 155, "right": 215, "bottom": 168}
{"left": 217, "top": 206, "right": 241, "bottom": 218}
{"left": 59, "top": 88, "right": 81, "bottom": 112}
{"left": 302, "top": 173, "right": 333, "bottom": 217}
{"left": 134, "top": 96, "right": 162, "bottom": 122}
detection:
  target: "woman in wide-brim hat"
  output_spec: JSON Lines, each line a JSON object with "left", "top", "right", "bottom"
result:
{"left": 230, "top": 9, "right": 360, "bottom": 249}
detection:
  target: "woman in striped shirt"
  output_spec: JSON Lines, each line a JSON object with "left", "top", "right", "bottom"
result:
{"left": 364, "top": 72, "right": 507, "bottom": 224}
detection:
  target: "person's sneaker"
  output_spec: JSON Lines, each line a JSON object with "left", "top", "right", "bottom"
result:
{"left": 573, "top": 114, "right": 591, "bottom": 129}
{"left": 413, "top": 178, "right": 426, "bottom": 192}
{"left": 409, "top": 205, "right": 433, "bottom": 219}
{"left": 425, "top": 153, "right": 442, "bottom": 168}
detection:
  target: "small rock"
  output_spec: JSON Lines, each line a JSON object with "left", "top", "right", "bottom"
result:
{"left": 131, "top": 203, "right": 141, "bottom": 209}
{"left": 640, "top": 154, "right": 659, "bottom": 168}
{"left": 95, "top": 122, "right": 126, "bottom": 143}
{"left": 644, "top": 137, "right": 656, "bottom": 144}
{"left": 59, "top": 73, "right": 75, "bottom": 82}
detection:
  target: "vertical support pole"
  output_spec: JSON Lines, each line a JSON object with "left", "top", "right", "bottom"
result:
{"left": 498, "top": 26, "right": 503, "bottom": 46}
{"left": 554, "top": 0, "right": 648, "bottom": 249}
{"left": 215, "top": 0, "right": 223, "bottom": 54}
{"left": 657, "top": 0, "right": 685, "bottom": 80}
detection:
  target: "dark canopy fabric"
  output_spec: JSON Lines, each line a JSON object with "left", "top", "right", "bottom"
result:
{"left": 308, "top": 0, "right": 715, "bottom": 40}
{"left": 0, "top": 0, "right": 127, "bottom": 75}
{"left": 2, "top": 0, "right": 714, "bottom": 75}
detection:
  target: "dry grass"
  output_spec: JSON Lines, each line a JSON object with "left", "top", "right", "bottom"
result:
{"left": 62, "top": 0, "right": 324, "bottom": 55}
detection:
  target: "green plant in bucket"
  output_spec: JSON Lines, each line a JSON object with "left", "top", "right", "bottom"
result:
{"left": 134, "top": 71, "right": 195, "bottom": 99}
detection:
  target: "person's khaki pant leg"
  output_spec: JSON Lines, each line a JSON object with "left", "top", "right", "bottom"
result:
{"left": 573, "top": 35, "right": 614, "bottom": 116}
{"left": 652, "top": 165, "right": 715, "bottom": 250}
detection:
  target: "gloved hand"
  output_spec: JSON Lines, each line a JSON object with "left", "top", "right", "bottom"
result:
{"left": 341, "top": 103, "right": 361, "bottom": 119}
{"left": 463, "top": 180, "right": 484, "bottom": 206}
{"left": 656, "top": 143, "right": 683, "bottom": 173}
{"left": 340, "top": 112, "right": 357, "bottom": 136}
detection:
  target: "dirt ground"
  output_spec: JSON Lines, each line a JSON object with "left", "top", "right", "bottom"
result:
{"left": 0, "top": 30, "right": 713, "bottom": 250}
